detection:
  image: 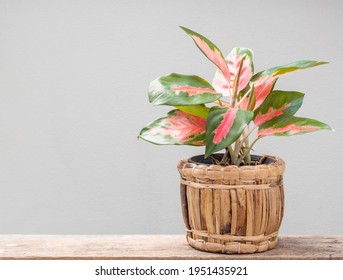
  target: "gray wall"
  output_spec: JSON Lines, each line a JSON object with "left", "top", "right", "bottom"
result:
{"left": 0, "top": 0, "right": 342, "bottom": 234}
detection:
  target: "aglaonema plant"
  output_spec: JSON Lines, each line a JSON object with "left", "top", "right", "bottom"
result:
{"left": 138, "top": 26, "right": 332, "bottom": 166}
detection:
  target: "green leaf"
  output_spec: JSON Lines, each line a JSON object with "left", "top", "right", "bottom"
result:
{"left": 266, "top": 60, "right": 328, "bottom": 77}
{"left": 205, "top": 107, "right": 254, "bottom": 157}
{"left": 148, "top": 73, "right": 222, "bottom": 106}
{"left": 254, "top": 90, "right": 304, "bottom": 127}
{"left": 248, "top": 60, "right": 327, "bottom": 110}
{"left": 138, "top": 109, "right": 206, "bottom": 146}
{"left": 258, "top": 116, "right": 332, "bottom": 137}
{"left": 247, "top": 84, "right": 256, "bottom": 111}
{"left": 175, "top": 104, "right": 210, "bottom": 119}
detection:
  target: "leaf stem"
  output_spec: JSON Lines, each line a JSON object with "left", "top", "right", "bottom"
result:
{"left": 242, "top": 124, "right": 257, "bottom": 145}
{"left": 232, "top": 124, "right": 256, "bottom": 163}
{"left": 243, "top": 125, "right": 251, "bottom": 164}
{"left": 236, "top": 136, "right": 263, "bottom": 166}
{"left": 217, "top": 99, "right": 224, "bottom": 106}
{"left": 246, "top": 84, "right": 256, "bottom": 111}
{"left": 230, "top": 56, "right": 246, "bottom": 108}
{"left": 233, "top": 137, "right": 242, "bottom": 163}
{"left": 236, "top": 86, "right": 252, "bottom": 108}
{"left": 221, "top": 146, "right": 234, "bottom": 165}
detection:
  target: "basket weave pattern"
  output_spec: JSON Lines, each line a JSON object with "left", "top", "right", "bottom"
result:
{"left": 177, "top": 156, "right": 285, "bottom": 254}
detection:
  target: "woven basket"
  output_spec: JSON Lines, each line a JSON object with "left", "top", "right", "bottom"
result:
{"left": 177, "top": 154, "right": 285, "bottom": 254}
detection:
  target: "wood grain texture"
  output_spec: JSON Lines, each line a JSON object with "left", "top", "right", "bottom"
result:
{"left": 0, "top": 235, "right": 342, "bottom": 260}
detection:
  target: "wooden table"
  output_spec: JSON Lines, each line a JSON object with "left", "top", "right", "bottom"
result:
{"left": 0, "top": 235, "right": 342, "bottom": 260}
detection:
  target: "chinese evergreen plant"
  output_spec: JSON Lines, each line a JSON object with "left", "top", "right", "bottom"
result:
{"left": 138, "top": 26, "right": 332, "bottom": 166}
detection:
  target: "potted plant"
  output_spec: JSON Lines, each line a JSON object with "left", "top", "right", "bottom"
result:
{"left": 138, "top": 26, "right": 332, "bottom": 254}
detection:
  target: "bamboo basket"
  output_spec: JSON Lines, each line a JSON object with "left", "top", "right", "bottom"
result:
{"left": 177, "top": 155, "right": 285, "bottom": 254}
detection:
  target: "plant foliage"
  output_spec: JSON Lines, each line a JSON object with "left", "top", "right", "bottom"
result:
{"left": 138, "top": 27, "right": 332, "bottom": 166}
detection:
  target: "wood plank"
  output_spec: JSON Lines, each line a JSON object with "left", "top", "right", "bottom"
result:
{"left": 0, "top": 235, "right": 342, "bottom": 260}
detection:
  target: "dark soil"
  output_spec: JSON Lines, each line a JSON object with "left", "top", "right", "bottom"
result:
{"left": 188, "top": 154, "right": 276, "bottom": 166}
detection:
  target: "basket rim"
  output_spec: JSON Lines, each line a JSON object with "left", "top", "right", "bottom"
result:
{"left": 177, "top": 154, "right": 285, "bottom": 181}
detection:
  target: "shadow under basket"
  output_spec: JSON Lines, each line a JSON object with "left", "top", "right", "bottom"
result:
{"left": 177, "top": 154, "right": 285, "bottom": 254}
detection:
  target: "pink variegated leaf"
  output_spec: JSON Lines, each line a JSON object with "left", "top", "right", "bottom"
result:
{"left": 254, "top": 90, "right": 304, "bottom": 127}
{"left": 239, "top": 75, "right": 277, "bottom": 110}
{"left": 213, "top": 47, "right": 254, "bottom": 96}
{"left": 138, "top": 110, "right": 206, "bottom": 146}
{"left": 149, "top": 73, "right": 221, "bottom": 106}
{"left": 250, "top": 76, "right": 277, "bottom": 109}
{"left": 258, "top": 116, "right": 332, "bottom": 137}
{"left": 213, "top": 108, "right": 238, "bottom": 144}
{"left": 205, "top": 107, "right": 253, "bottom": 157}
{"left": 241, "top": 60, "right": 327, "bottom": 111}
{"left": 180, "top": 26, "right": 231, "bottom": 83}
